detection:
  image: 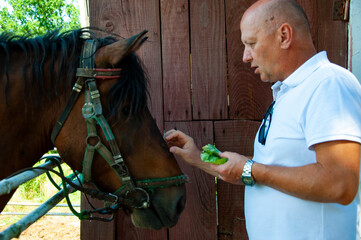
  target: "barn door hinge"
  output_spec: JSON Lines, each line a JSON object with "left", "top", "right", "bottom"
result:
{"left": 333, "top": 0, "right": 350, "bottom": 21}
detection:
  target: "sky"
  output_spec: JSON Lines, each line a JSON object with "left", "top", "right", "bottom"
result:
{"left": 0, "top": 0, "right": 12, "bottom": 10}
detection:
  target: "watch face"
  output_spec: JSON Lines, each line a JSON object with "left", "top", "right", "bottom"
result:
{"left": 241, "top": 176, "right": 254, "bottom": 186}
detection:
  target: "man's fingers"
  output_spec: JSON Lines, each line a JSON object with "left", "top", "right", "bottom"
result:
{"left": 169, "top": 146, "right": 182, "bottom": 155}
{"left": 164, "top": 129, "right": 179, "bottom": 140}
{"left": 219, "top": 151, "right": 229, "bottom": 158}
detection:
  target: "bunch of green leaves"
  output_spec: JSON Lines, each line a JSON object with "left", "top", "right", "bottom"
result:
{"left": 200, "top": 144, "right": 228, "bottom": 165}
{"left": 0, "top": 0, "right": 80, "bottom": 35}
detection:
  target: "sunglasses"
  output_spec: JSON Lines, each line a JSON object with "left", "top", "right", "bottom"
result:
{"left": 258, "top": 101, "right": 275, "bottom": 145}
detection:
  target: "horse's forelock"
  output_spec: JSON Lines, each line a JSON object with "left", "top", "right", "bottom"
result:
{"left": 106, "top": 53, "right": 149, "bottom": 120}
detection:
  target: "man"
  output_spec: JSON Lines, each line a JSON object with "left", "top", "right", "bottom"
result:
{"left": 165, "top": 0, "right": 361, "bottom": 239}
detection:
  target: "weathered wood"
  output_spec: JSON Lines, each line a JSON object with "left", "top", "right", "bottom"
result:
{"left": 190, "top": 0, "right": 228, "bottom": 120}
{"left": 81, "top": 183, "right": 115, "bottom": 240}
{"left": 88, "top": 0, "right": 164, "bottom": 130}
{"left": 214, "top": 120, "right": 260, "bottom": 240}
{"left": 296, "top": 0, "right": 318, "bottom": 49}
{"left": 317, "top": 0, "right": 348, "bottom": 67}
{"left": 115, "top": 213, "right": 167, "bottom": 240}
{"left": 225, "top": 0, "right": 273, "bottom": 121}
{"left": 165, "top": 121, "right": 217, "bottom": 240}
{"left": 161, "top": 0, "right": 192, "bottom": 121}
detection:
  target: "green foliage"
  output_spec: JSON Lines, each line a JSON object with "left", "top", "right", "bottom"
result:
{"left": 0, "top": 0, "right": 80, "bottom": 35}
{"left": 200, "top": 144, "right": 228, "bottom": 165}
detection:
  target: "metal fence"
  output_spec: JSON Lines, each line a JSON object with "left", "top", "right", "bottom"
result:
{"left": 0, "top": 155, "right": 80, "bottom": 240}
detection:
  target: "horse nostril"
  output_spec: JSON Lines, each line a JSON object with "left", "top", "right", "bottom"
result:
{"left": 176, "top": 194, "right": 186, "bottom": 214}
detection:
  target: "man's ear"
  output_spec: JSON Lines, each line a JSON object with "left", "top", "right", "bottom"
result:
{"left": 278, "top": 23, "right": 292, "bottom": 49}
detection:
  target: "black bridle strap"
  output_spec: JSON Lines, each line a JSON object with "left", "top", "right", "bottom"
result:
{"left": 51, "top": 77, "right": 84, "bottom": 144}
{"left": 51, "top": 39, "right": 97, "bottom": 144}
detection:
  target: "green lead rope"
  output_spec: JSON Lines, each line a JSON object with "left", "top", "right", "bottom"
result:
{"left": 43, "top": 157, "right": 90, "bottom": 220}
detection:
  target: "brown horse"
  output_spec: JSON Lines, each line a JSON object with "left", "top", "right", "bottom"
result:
{"left": 0, "top": 29, "right": 186, "bottom": 230}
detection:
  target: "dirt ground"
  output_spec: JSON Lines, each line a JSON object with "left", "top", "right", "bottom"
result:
{"left": 0, "top": 216, "right": 80, "bottom": 240}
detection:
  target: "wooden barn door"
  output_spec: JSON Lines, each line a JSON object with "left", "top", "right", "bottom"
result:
{"left": 81, "top": 0, "right": 348, "bottom": 239}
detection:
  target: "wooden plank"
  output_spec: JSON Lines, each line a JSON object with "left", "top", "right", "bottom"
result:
{"left": 225, "top": 0, "right": 273, "bottom": 121}
{"left": 115, "top": 212, "right": 168, "bottom": 240}
{"left": 88, "top": 0, "right": 164, "bottom": 131}
{"left": 296, "top": 0, "right": 318, "bottom": 49}
{"left": 190, "top": 0, "right": 228, "bottom": 120}
{"left": 81, "top": 183, "right": 115, "bottom": 240}
{"left": 214, "top": 120, "right": 260, "bottom": 240}
{"left": 317, "top": 0, "right": 348, "bottom": 67}
{"left": 165, "top": 121, "right": 217, "bottom": 240}
{"left": 161, "top": 0, "right": 192, "bottom": 121}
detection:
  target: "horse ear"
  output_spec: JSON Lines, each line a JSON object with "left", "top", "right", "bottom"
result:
{"left": 94, "top": 30, "right": 148, "bottom": 68}
{"left": 122, "top": 30, "right": 148, "bottom": 56}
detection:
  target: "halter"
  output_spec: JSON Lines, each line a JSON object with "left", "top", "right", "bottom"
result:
{"left": 50, "top": 39, "right": 188, "bottom": 213}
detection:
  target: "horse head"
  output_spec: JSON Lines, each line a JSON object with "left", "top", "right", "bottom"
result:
{"left": 0, "top": 29, "right": 187, "bottom": 230}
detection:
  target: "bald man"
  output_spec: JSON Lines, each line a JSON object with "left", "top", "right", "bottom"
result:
{"left": 165, "top": 0, "right": 361, "bottom": 239}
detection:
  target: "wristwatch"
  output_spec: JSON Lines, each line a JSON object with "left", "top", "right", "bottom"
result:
{"left": 241, "top": 159, "right": 255, "bottom": 186}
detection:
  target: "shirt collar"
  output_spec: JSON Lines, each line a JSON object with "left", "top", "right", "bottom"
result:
{"left": 271, "top": 51, "right": 329, "bottom": 100}
{"left": 283, "top": 51, "right": 329, "bottom": 87}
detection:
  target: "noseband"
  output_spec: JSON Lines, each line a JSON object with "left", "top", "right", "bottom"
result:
{"left": 50, "top": 40, "right": 188, "bottom": 214}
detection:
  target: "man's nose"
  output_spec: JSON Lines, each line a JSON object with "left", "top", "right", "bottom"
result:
{"left": 243, "top": 48, "right": 252, "bottom": 63}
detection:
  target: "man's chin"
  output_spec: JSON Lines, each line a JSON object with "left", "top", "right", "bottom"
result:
{"left": 259, "top": 75, "right": 270, "bottom": 83}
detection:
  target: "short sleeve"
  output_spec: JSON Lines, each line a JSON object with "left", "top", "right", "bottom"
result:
{"left": 303, "top": 68, "right": 361, "bottom": 149}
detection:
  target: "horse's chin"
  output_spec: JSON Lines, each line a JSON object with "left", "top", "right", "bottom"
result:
{"left": 130, "top": 208, "right": 177, "bottom": 230}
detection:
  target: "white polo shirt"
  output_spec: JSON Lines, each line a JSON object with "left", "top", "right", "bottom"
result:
{"left": 245, "top": 52, "right": 361, "bottom": 240}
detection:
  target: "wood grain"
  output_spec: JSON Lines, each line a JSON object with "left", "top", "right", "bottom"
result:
{"left": 225, "top": 0, "right": 273, "bottom": 121}
{"left": 88, "top": 0, "right": 164, "bottom": 130}
{"left": 161, "top": 0, "right": 192, "bottom": 121}
{"left": 190, "top": 0, "right": 228, "bottom": 120}
{"left": 214, "top": 120, "right": 260, "bottom": 240}
{"left": 81, "top": 183, "right": 115, "bottom": 240}
{"left": 296, "top": 0, "right": 318, "bottom": 49}
{"left": 317, "top": 0, "right": 348, "bottom": 67}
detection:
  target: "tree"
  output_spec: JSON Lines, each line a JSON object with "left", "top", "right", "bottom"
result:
{"left": 0, "top": 0, "right": 80, "bottom": 35}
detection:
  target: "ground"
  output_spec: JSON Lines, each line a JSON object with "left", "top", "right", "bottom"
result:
{"left": 0, "top": 216, "right": 80, "bottom": 240}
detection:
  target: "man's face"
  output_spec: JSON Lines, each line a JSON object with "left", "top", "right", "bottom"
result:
{"left": 240, "top": 14, "right": 279, "bottom": 83}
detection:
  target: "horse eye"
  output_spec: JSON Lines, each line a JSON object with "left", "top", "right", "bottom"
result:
{"left": 122, "top": 106, "right": 130, "bottom": 116}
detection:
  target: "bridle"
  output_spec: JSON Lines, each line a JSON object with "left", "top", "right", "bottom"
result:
{"left": 50, "top": 39, "right": 188, "bottom": 216}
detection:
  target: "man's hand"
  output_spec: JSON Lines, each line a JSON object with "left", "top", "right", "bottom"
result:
{"left": 164, "top": 129, "right": 203, "bottom": 167}
{"left": 210, "top": 151, "right": 249, "bottom": 184}
{"left": 165, "top": 129, "right": 252, "bottom": 184}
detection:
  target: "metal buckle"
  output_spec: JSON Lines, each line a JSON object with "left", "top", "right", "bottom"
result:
{"left": 125, "top": 188, "right": 150, "bottom": 209}
{"left": 82, "top": 102, "right": 95, "bottom": 119}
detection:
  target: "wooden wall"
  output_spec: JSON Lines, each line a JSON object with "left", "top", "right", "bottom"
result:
{"left": 81, "top": 0, "right": 348, "bottom": 239}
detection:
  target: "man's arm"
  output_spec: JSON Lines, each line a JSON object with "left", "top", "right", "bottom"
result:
{"left": 216, "top": 141, "right": 360, "bottom": 204}
{"left": 250, "top": 140, "right": 360, "bottom": 204}
{"left": 166, "top": 129, "right": 360, "bottom": 204}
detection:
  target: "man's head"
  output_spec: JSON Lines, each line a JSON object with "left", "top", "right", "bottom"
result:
{"left": 241, "top": 0, "right": 316, "bottom": 82}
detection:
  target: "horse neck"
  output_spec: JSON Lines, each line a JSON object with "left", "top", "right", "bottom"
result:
{"left": 0, "top": 54, "right": 71, "bottom": 179}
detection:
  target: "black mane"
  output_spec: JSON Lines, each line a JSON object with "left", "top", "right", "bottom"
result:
{"left": 0, "top": 28, "right": 149, "bottom": 119}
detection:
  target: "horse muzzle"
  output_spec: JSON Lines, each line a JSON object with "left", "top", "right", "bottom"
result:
{"left": 130, "top": 184, "right": 187, "bottom": 229}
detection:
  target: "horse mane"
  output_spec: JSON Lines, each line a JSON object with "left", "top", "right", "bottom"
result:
{"left": 0, "top": 28, "right": 149, "bottom": 119}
